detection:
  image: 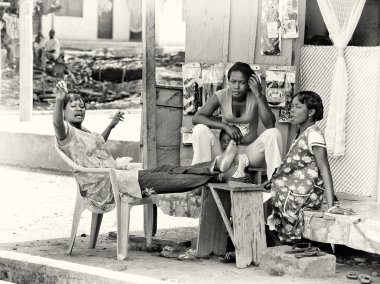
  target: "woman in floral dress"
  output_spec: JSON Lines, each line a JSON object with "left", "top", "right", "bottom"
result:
{"left": 267, "top": 91, "right": 335, "bottom": 243}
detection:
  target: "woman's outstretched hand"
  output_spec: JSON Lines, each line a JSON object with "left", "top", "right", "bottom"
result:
{"left": 55, "top": 77, "right": 68, "bottom": 101}
{"left": 110, "top": 111, "right": 125, "bottom": 128}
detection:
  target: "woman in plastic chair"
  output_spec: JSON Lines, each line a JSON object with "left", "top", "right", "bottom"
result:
{"left": 53, "top": 80, "right": 239, "bottom": 214}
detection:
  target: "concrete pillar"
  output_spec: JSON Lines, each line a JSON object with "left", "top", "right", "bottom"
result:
{"left": 19, "top": 0, "right": 33, "bottom": 121}
{"left": 0, "top": 2, "right": 11, "bottom": 97}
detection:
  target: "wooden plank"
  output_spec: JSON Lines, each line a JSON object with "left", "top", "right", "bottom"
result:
{"left": 156, "top": 87, "right": 183, "bottom": 108}
{"left": 303, "top": 201, "right": 380, "bottom": 255}
{"left": 156, "top": 147, "right": 180, "bottom": 167}
{"left": 19, "top": 0, "right": 34, "bottom": 121}
{"left": 292, "top": 0, "right": 306, "bottom": 91}
{"left": 142, "top": 0, "right": 157, "bottom": 169}
{"left": 156, "top": 106, "right": 182, "bottom": 147}
{"left": 248, "top": 2, "right": 259, "bottom": 62}
{"left": 253, "top": 0, "right": 292, "bottom": 66}
{"left": 209, "top": 185, "right": 236, "bottom": 246}
{"left": 228, "top": 0, "right": 258, "bottom": 62}
{"left": 196, "top": 187, "right": 231, "bottom": 257}
{"left": 208, "top": 181, "right": 265, "bottom": 192}
{"left": 185, "top": 0, "right": 231, "bottom": 62}
{"left": 221, "top": 0, "right": 230, "bottom": 62}
{"left": 231, "top": 190, "right": 266, "bottom": 267}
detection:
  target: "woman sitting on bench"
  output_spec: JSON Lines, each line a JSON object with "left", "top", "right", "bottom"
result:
{"left": 53, "top": 80, "right": 239, "bottom": 214}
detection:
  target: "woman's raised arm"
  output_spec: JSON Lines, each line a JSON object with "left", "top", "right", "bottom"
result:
{"left": 248, "top": 75, "right": 275, "bottom": 128}
{"left": 53, "top": 80, "right": 68, "bottom": 140}
{"left": 102, "top": 111, "right": 125, "bottom": 141}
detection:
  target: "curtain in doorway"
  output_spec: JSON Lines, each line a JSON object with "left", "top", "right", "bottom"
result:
{"left": 316, "top": 0, "right": 365, "bottom": 157}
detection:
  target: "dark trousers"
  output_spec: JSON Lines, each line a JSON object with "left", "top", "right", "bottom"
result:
{"left": 138, "top": 161, "right": 218, "bottom": 194}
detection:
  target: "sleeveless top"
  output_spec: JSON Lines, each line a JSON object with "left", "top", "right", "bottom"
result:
{"left": 216, "top": 88, "right": 259, "bottom": 144}
{"left": 57, "top": 123, "right": 142, "bottom": 214}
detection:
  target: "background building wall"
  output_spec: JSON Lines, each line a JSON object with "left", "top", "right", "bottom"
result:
{"left": 42, "top": 0, "right": 99, "bottom": 41}
{"left": 41, "top": 0, "right": 186, "bottom": 46}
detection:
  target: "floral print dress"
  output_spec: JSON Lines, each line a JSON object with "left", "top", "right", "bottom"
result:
{"left": 268, "top": 125, "right": 326, "bottom": 243}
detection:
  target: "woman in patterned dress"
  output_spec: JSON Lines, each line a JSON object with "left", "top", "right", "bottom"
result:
{"left": 267, "top": 91, "right": 335, "bottom": 243}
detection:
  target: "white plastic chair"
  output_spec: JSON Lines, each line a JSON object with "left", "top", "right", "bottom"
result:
{"left": 55, "top": 143, "right": 156, "bottom": 260}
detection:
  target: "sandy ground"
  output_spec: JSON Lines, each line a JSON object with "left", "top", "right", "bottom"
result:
{"left": 0, "top": 165, "right": 380, "bottom": 283}
{"left": 0, "top": 166, "right": 198, "bottom": 243}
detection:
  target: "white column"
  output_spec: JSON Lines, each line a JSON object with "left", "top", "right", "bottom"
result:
{"left": 0, "top": 23, "right": 2, "bottom": 96}
{"left": 0, "top": 2, "right": 10, "bottom": 98}
{"left": 19, "top": 0, "right": 34, "bottom": 121}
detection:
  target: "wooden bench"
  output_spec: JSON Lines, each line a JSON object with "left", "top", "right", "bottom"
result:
{"left": 247, "top": 167, "right": 267, "bottom": 184}
{"left": 196, "top": 181, "right": 267, "bottom": 268}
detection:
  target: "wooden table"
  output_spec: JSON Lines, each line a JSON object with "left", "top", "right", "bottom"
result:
{"left": 196, "top": 181, "right": 267, "bottom": 268}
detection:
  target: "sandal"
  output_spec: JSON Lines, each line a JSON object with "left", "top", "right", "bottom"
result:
{"left": 219, "top": 251, "right": 236, "bottom": 263}
{"left": 142, "top": 187, "right": 158, "bottom": 198}
{"left": 285, "top": 242, "right": 311, "bottom": 254}
{"left": 346, "top": 271, "right": 358, "bottom": 279}
{"left": 295, "top": 247, "right": 325, "bottom": 258}
{"left": 326, "top": 206, "right": 356, "bottom": 215}
{"left": 358, "top": 274, "right": 372, "bottom": 284}
{"left": 177, "top": 249, "right": 201, "bottom": 262}
{"left": 159, "top": 246, "right": 179, "bottom": 258}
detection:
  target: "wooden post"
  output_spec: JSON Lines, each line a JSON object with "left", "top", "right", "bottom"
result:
{"left": 142, "top": 0, "right": 158, "bottom": 237}
{"left": 231, "top": 190, "right": 266, "bottom": 267}
{"left": 19, "top": 0, "right": 33, "bottom": 121}
{"left": 141, "top": 0, "right": 156, "bottom": 169}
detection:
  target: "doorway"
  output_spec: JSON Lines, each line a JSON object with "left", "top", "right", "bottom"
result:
{"left": 98, "top": 0, "right": 113, "bottom": 39}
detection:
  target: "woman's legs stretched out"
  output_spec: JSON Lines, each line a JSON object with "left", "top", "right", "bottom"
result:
{"left": 139, "top": 141, "right": 238, "bottom": 194}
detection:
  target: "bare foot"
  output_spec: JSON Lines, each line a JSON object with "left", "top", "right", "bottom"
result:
{"left": 214, "top": 140, "right": 238, "bottom": 172}
{"left": 218, "top": 160, "right": 238, "bottom": 182}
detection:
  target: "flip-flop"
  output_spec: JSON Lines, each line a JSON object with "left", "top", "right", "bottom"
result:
{"left": 358, "top": 274, "right": 372, "bottom": 284}
{"left": 346, "top": 271, "right": 358, "bottom": 279}
{"left": 142, "top": 187, "right": 158, "bottom": 198}
{"left": 158, "top": 246, "right": 180, "bottom": 258}
{"left": 327, "top": 206, "right": 356, "bottom": 215}
{"left": 219, "top": 251, "right": 236, "bottom": 263}
{"left": 177, "top": 249, "right": 202, "bottom": 262}
{"left": 295, "top": 247, "right": 325, "bottom": 258}
{"left": 285, "top": 242, "right": 311, "bottom": 254}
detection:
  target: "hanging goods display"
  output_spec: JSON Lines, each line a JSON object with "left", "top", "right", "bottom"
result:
{"left": 261, "top": 0, "right": 281, "bottom": 56}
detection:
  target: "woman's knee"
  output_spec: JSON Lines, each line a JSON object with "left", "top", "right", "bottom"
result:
{"left": 262, "top": 128, "right": 282, "bottom": 140}
{"left": 192, "top": 124, "right": 214, "bottom": 142}
{"left": 193, "top": 124, "right": 211, "bottom": 136}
